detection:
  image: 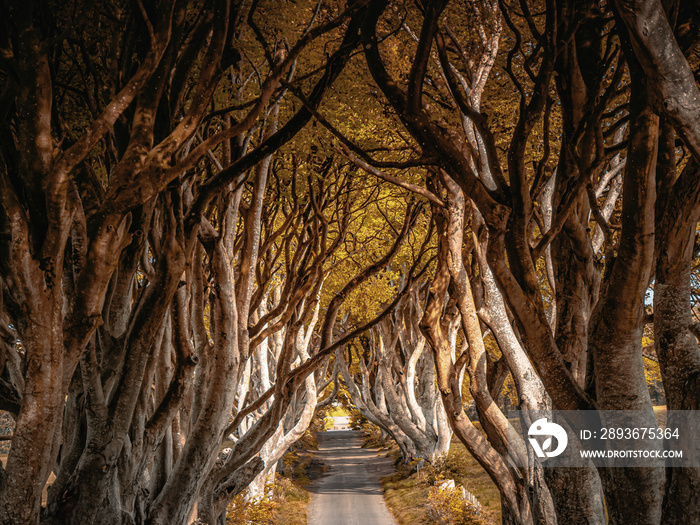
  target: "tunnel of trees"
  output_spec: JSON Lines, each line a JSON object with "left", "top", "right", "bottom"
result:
{"left": 1, "top": 0, "right": 699, "bottom": 523}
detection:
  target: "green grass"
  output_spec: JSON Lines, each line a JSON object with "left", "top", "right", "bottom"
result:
{"left": 382, "top": 440, "right": 501, "bottom": 525}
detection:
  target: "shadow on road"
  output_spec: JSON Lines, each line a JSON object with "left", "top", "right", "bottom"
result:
{"left": 307, "top": 430, "right": 399, "bottom": 525}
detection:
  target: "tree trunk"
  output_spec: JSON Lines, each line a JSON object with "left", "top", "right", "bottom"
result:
{"left": 588, "top": 63, "right": 663, "bottom": 523}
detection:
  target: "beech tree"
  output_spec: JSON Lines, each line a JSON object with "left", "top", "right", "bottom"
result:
{"left": 309, "top": 0, "right": 700, "bottom": 523}
{"left": 338, "top": 284, "right": 453, "bottom": 463}
{"left": 0, "top": 0, "right": 385, "bottom": 522}
{"left": 2, "top": 0, "right": 700, "bottom": 524}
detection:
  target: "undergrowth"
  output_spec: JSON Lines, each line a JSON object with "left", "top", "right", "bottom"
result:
{"left": 425, "top": 485, "right": 487, "bottom": 525}
{"left": 350, "top": 409, "right": 391, "bottom": 448}
{"left": 382, "top": 441, "right": 501, "bottom": 525}
{"left": 226, "top": 428, "right": 320, "bottom": 525}
{"left": 225, "top": 475, "right": 310, "bottom": 525}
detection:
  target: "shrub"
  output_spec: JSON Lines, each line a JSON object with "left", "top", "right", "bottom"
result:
{"left": 426, "top": 449, "right": 475, "bottom": 487}
{"left": 426, "top": 486, "right": 487, "bottom": 525}
{"left": 226, "top": 492, "right": 276, "bottom": 525}
{"left": 297, "top": 428, "right": 319, "bottom": 450}
{"left": 273, "top": 476, "right": 308, "bottom": 504}
{"left": 349, "top": 408, "right": 367, "bottom": 430}
{"left": 309, "top": 406, "right": 329, "bottom": 434}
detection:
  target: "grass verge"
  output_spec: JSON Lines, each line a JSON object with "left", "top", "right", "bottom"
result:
{"left": 269, "top": 474, "right": 310, "bottom": 525}
{"left": 271, "top": 431, "right": 326, "bottom": 524}
{"left": 227, "top": 430, "right": 324, "bottom": 525}
{"left": 381, "top": 440, "right": 501, "bottom": 525}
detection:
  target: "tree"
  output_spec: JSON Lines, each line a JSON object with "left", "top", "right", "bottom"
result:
{"left": 0, "top": 0, "right": 375, "bottom": 522}
{"left": 338, "top": 283, "right": 452, "bottom": 463}
{"left": 2, "top": 0, "right": 700, "bottom": 523}
{"left": 324, "top": 0, "right": 700, "bottom": 523}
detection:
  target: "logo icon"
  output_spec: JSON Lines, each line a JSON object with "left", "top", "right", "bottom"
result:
{"left": 528, "top": 418, "right": 568, "bottom": 459}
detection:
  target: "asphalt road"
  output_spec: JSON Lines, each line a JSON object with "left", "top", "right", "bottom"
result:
{"left": 308, "top": 430, "right": 399, "bottom": 525}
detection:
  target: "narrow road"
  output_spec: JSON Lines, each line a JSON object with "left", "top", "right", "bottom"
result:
{"left": 308, "top": 430, "right": 399, "bottom": 525}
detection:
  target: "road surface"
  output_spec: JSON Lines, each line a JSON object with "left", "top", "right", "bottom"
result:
{"left": 308, "top": 430, "right": 399, "bottom": 525}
